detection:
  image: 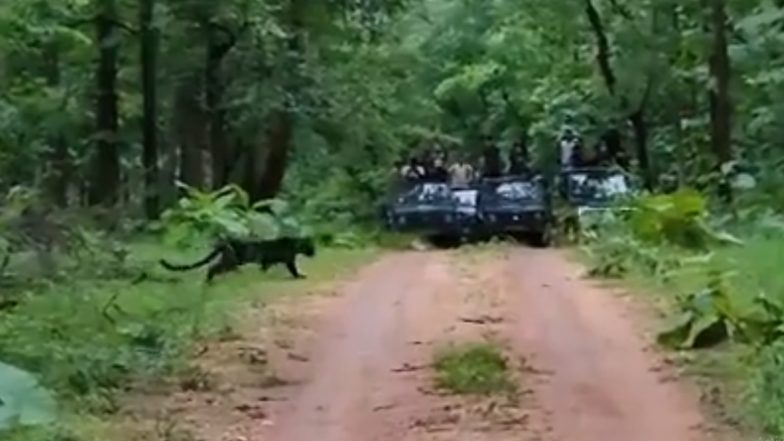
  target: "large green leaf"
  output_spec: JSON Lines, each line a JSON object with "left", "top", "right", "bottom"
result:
{"left": 657, "top": 312, "right": 694, "bottom": 349}
{"left": 684, "top": 314, "right": 728, "bottom": 349}
{"left": 0, "top": 361, "right": 56, "bottom": 430}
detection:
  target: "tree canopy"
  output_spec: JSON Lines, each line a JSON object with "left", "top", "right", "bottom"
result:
{"left": 2, "top": 0, "right": 781, "bottom": 222}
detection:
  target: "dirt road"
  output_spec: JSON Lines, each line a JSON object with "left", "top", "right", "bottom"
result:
{"left": 153, "top": 247, "right": 730, "bottom": 441}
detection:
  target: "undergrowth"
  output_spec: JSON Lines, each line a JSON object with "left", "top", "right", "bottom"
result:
{"left": 0, "top": 237, "right": 376, "bottom": 441}
{"left": 433, "top": 342, "right": 515, "bottom": 395}
{"left": 581, "top": 191, "right": 784, "bottom": 436}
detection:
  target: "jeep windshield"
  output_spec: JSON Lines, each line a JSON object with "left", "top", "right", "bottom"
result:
{"left": 397, "top": 183, "right": 454, "bottom": 205}
{"left": 494, "top": 181, "right": 543, "bottom": 202}
{"left": 567, "top": 172, "right": 629, "bottom": 203}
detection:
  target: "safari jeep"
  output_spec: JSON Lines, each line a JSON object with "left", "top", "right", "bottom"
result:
{"left": 557, "top": 167, "right": 635, "bottom": 241}
{"left": 476, "top": 175, "right": 553, "bottom": 247}
{"left": 383, "top": 181, "right": 479, "bottom": 245}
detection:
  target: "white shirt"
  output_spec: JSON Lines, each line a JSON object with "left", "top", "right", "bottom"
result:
{"left": 560, "top": 138, "right": 577, "bottom": 166}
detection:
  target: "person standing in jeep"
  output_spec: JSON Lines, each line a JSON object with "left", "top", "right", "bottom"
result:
{"left": 559, "top": 128, "right": 581, "bottom": 168}
{"left": 480, "top": 136, "right": 503, "bottom": 178}
{"left": 400, "top": 155, "right": 425, "bottom": 182}
{"left": 428, "top": 144, "right": 449, "bottom": 182}
{"left": 448, "top": 152, "right": 475, "bottom": 188}
{"left": 508, "top": 138, "right": 532, "bottom": 176}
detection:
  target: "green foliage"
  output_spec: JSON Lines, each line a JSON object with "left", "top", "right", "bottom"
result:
{"left": 750, "top": 341, "right": 784, "bottom": 435}
{"left": 628, "top": 189, "right": 743, "bottom": 249}
{"left": 586, "top": 199, "right": 784, "bottom": 435}
{"left": 0, "top": 237, "right": 375, "bottom": 439}
{"left": 159, "top": 184, "right": 304, "bottom": 246}
{"left": 657, "top": 272, "right": 739, "bottom": 349}
{"left": 0, "top": 361, "right": 56, "bottom": 430}
{"left": 433, "top": 342, "right": 514, "bottom": 395}
{"left": 584, "top": 223, "right": 684, "bottom": 281}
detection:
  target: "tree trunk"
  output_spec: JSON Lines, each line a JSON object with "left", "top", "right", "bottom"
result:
{"left": 140, "top": 0, "right": 160, "bottom": 219}
{"left": 204, "top": 24, "right": 236, "bottom": 189}
{"left": 671, "top": 4, "right": 686, "bottom": 188}
{"left": 89, "top": 0, "right": 121, "bottom": 207}
{"left": 584, "top": 0, "right": 616, "bottom": 95}
{"left": 629, "top": 109, "right": 653, "bottom": 189}
{"left": 174, "top": 75, "right": 207, "bottom": 188}
{"left": 708, "top": 0, "right": 732, "bottom": 170}
{"left": 43, "top": 45, "right": 70, "bottom": 207}
{"left": 602, "top": 128, "right": 626, "bottom": 168}
{"left": 254, "top": 111, "right": 293, "bottom": 201}
{"left": 253, "top": 1, "right": 303, "bottom": 201}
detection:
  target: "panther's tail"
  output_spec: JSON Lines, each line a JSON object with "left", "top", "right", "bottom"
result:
{"left": 160, "top": 247, "right": 222, "bottom": 272}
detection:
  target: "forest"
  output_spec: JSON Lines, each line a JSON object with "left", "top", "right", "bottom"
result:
{"left": 3, "top": 0, "right": 784, "bottom": 439}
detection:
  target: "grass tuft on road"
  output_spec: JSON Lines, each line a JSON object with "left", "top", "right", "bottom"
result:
{"left": 433, "top": 342, "right": 514, "bottom": 395}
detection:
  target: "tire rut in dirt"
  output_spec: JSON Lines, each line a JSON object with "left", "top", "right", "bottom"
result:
{"left": 263, "top": 252, "right": 460, "bottom": 441}
{"left": 504, "top": 248, "right": 714, "bottom": 441}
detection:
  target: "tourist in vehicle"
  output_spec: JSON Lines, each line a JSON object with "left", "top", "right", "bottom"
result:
{"left": 559, "top": 128, "right": 581, "bottom": 168}
{"left": 428, "top": 145, "right": 449, "bottom": 182}
{"left": 400, "top": 155, "right": 426, "bottom": 182}
{"left": 448, "top": 153, "right": 475, "bottom": 188}
{"left": 480, "top": 136, "right": 503, "bottom": 178}
{"left": 508, "top": 139, "right": 531, "bottom": 176}
{"left": 579, "top": 141, "right": 605, "bottom": 167}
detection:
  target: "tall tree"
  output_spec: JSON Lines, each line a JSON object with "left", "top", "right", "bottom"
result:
{"left": 140, "top": 0, "right": 159, "bottom": 218}
{"left": 44, "top": 42, "right": 71, "bottom": 207}
{"left": 204, "top": 22, "right": 240, "bottom": 189}
{"left": 708, "top": 0, "right": 732, "bottom": 176}
{"left": 252, "top": 0, "right": 303, "bottom": 201}
{"left": 89, "top": 0, "right": 121, "bottom": 206}
{"left": 174, "top": 74, "right": 207, "bottom": 189}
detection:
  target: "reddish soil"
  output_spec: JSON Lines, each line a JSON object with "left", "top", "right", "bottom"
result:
{"left": 503, "top": 249, "right": 723, "bottom": 441}
{"left": 129, "top": 247, "right": 736, "bottom": 441}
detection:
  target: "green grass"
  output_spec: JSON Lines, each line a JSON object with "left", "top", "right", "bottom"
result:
{"left": 0, "top": 239, "right": 377, "bottom": 441}
{"left": 433, "top": 342, "right": 515, "bottom": 395}
{"left": 582, "top": 229, "right": 784, "bottom": 436}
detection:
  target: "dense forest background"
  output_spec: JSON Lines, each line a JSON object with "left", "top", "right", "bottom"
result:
{"left": 5, "top": 0, "right": 784, "bottom": 439}
{"left": 5, "top": 0, "right": 783, "bottom": 224}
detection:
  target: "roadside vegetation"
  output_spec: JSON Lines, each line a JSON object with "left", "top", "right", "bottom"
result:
{"left": 581, "top": 190, "right": 784, "bottom": 434}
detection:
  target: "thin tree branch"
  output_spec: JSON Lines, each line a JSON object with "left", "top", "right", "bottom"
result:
{"left": 584, "top": 0, "right": 616, "bottom": 96}
{"left": 609, "top": 0, "right": 633, "bottom": 20}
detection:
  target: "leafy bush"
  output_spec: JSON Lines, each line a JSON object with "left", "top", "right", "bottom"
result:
{"left": 629, "top": 189, "right": 740, "bottom": 249}
{"left": 585, "top": 232, "right": 684, "bottom": 281}
{"left": 657, "top": 272, "right": 740, "bottom": 349}
{"left": 750, "top": 341, "right": 784, "bottom": 435}
{"left": 657, "top": 270, "right": 784, "bottom": 350}
{"left": 159, "top": 183, "right": 305, "bottom": 247}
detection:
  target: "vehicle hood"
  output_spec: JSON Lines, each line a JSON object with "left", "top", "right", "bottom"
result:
{"left": 390, "top": 203, "right": 455, "bottom": 214}
{"left": 481, "top": 202, "right": 548, "bottom": 213}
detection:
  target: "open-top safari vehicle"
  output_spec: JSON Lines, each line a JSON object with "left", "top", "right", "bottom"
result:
{"left": 476, "top": 174, "right": 554, "bottom": 247}
{"left": 556, "top": 167, "right": 636, "bottom": 241}
{"left": 382, "top": 181, "right": 479, "bottom": 245}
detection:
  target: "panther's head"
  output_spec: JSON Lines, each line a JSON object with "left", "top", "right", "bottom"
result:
{"left": 298, "top": 237, "right": 316, "bottom": 257}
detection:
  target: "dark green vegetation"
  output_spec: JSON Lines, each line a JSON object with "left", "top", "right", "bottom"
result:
{"left": 582, "top": 191, "right": 784, "bottom": 435}
{"left": 433, "top": 342, "right": 514, "bottom": 396}
{"left": 2, "top": 0, "right": 784, "bottom": 438}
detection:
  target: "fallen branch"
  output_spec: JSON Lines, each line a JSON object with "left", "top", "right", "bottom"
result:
{"left": 459, "top": 315, "right": 504, "bottom": 325}
{"left": 391, "top": 363, "right": 431, "bottom": 373}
